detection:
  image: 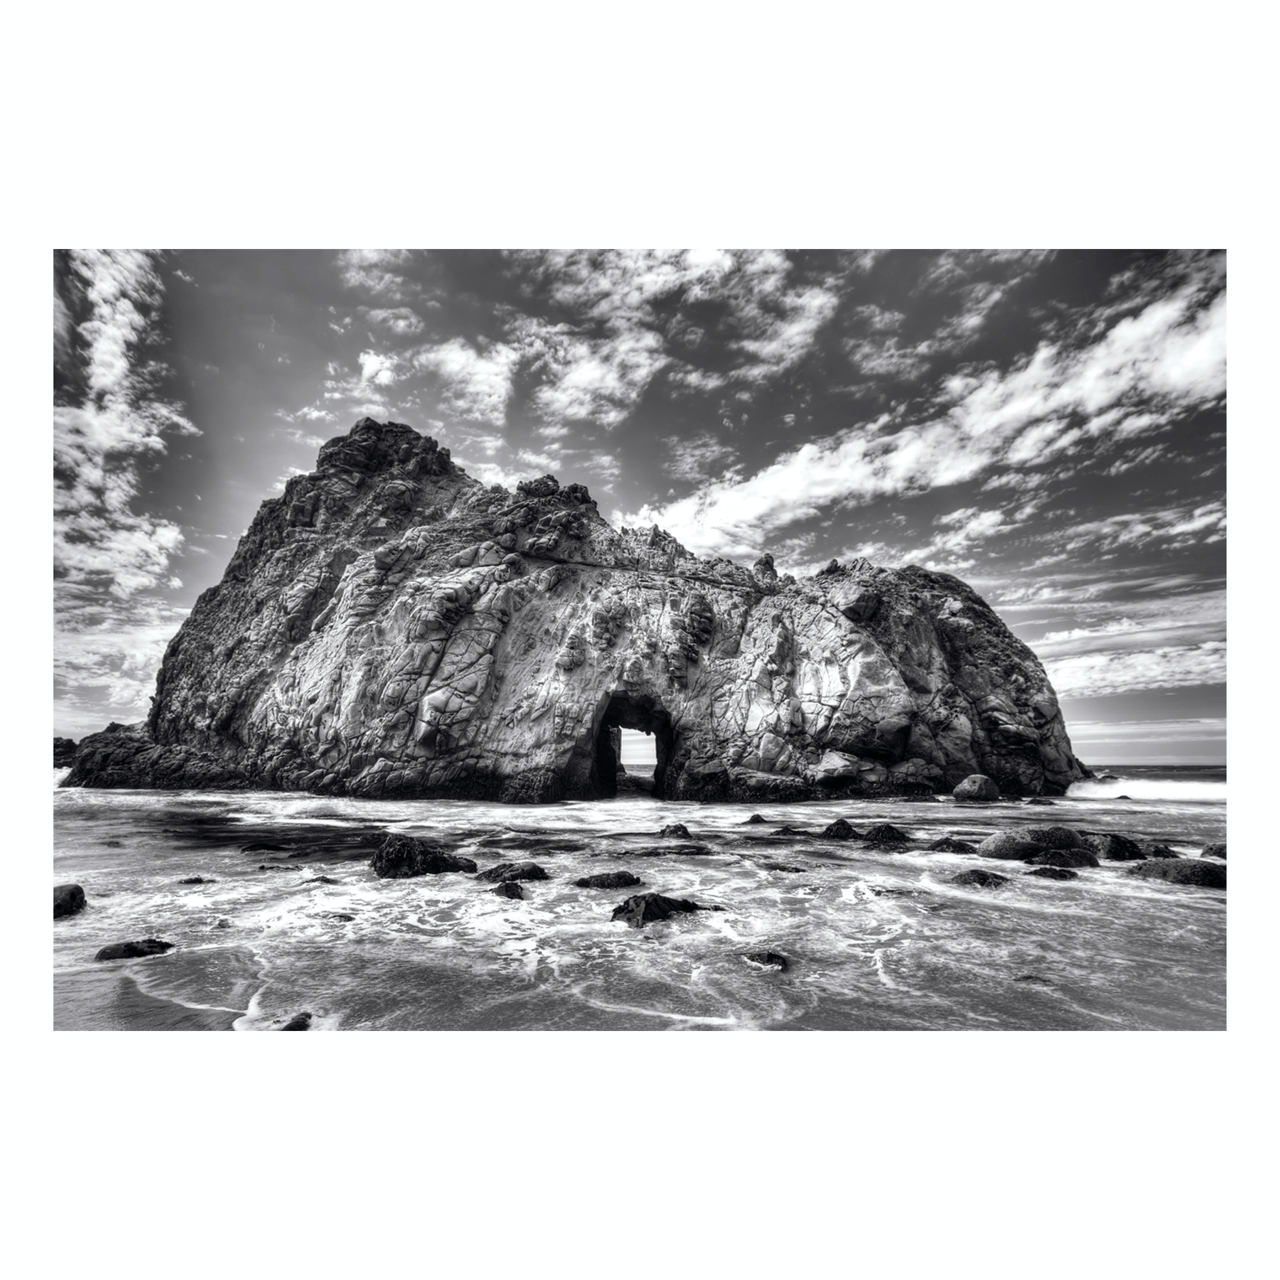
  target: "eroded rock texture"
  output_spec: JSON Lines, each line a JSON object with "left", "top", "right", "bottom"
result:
{"left": 64, "top": 418, "right": 1087, "bottom": 802}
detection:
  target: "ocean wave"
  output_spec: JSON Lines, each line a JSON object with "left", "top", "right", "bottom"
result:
{"left": 1067, "top": 778, "right": 1226, "bottom": 803}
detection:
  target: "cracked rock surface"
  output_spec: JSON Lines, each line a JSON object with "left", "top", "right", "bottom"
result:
{"left": 64, "top": 418, "right": 1087, "bottom": 803}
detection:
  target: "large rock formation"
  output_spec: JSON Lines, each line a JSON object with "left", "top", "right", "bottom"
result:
{"left": 64, "top": 418, "right": 1088, "bottom": 803}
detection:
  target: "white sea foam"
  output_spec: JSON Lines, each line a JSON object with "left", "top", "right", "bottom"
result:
{"left": 1067, "top": 778, "right": 1227, "bottom": 803}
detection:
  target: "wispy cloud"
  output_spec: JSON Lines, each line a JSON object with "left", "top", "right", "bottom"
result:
{"left": 620, "top": 266, "right": 1225, "bottom": 562}
{"left": 663, "top": 432, "right": 739, "bottom": 483}
{"left": 54, "top": 250, "right": 198, "bottom": 599}
{"left": 414, "top": 337, "right": 518, "bottom": 426}
{"left": 361, "top": 306, "right": 425, "bottom": 335}
{"left": 337, "top": 249, "right": 413, "bottom": 300}
{"left": 1044, "top": 641, "right": 1225, "bottom": 698}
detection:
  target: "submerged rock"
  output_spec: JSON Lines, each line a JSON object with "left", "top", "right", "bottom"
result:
{"left": 178, "top": 876, "right": 214, "bottom": 885}
{"left": 1128, "top": 860, "right": 1226, "bottom": 889}
{"left": 1024, "top": 796, "right": 1056, "bottom": 806}
{"left": 280, "top": 1011, "right": 312, "bottom": 1030}
{"left": 1147, "top": 844, "right": 1182, "bottom": 859}
{"left": 491, "top": 881, "right": 525, "bottom": 899}
{"left": 371, "top": 834, "right": 477, "bottom": 878}
{"left": 575, "top": 871, "right": 643, "bottom": 889}
{"left": 953, "top": 774, "right": 1000, "bottom": 802}
{"left": 1024, "top": 848, "right": 1100, "bottom": 868}
{"left": 1024, "top": 866, "right": 1079, "bottom": 881}
{"left": 821, "top": 818, "right": 858, "bottom": 839}
{"left": 94, "top": 939, "right": 174, "bottom": 961}
{"left": 61, "top": 418, "right": 1087, "bottom": 804}
{"left": 1202, "top": 843, "right": 1227, "bottom": 860}
{"left": 610, "top": 892, "right": 719, "bottom": 928}
{"left": 744, "top": 951, "right": 789, "bottom": 971}
{"left": 949, "top": 869, "right": 1009, "bottom": 889}
{"left": 760, "top": 861, "right": 807, "bottom": 873}
{"left": 743, "top": 814, "right": 768, "bottom": 824}
{"left": 53, "top": 884, "right": 86, "bottom": 918}
{"left": 475, "top": 861, "right": 549, "bottom": 883}
{"left": 658, "top": 823, "right": 691, "bottom": 839}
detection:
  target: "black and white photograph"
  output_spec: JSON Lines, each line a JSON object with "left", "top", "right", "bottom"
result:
{"left": 30, "top": 10, "right": 1271, "bottom": 1277}
{"left": 53, "top": 248, "right": 1227, "bottom": 1032}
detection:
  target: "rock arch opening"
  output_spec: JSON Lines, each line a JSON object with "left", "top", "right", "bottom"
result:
{"left": 592, "top": 692, "right": 674, "bottom": 799}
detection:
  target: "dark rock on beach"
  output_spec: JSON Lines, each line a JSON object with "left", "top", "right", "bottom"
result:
{"left": 1202, "top": 843, "right": 1227, "bottom": 860}
{"left": 476, "top": 861, "right": 549, "bottom": 883}
{"left": 821, "top": 818, "right": 858, "bottom": 839}
{"left": 54, "top": 884, "right": 86, "bottom": 918}
{"left": 280, "top": 1012, "right": 312, "bottom": 1030}
{"left": 978, "top": 837, "right": 1043, "bottom": 860}
{"left": 949, "top": 869, "right": 1009, "bottom": 889}
{"left": 1128, "top": 860, "right": 1226, "bottom": 889}
{"left": 371, "top": 834, "right": 478, "bottom": 878}
{"left": 928, "top": 837, "right": 978, "bottom": 854}
{"left": 611, "top": 892, "right": 720, "bottom": 928}
{"left": 744, "top": 951, "right": 789, "bottom": 971}
{"left": 1081, "top": 832, "right": 1145, "bottom": 861}
{"left": 979, "top": 825, "right": 1085, "bottom": 860}
{"left": 1024, "top": 866, "right": 1079, "bottom": 880}
{"left": 862, "top": 823, "right": 909, "bottom": 843}
{"left": 953, "top": 774, "right": 1000, "bottom": 802}
{"left": 575, "top": 871, "right": 643, "bottom": 889}
{"left": 94, "top": 938, "right": 175, "bottom": 961}
{"left": 491, "top": 882, "right": 525, "bottom": 899}
{"left": 659, "top": 823, "right": 691, "bottom": 839}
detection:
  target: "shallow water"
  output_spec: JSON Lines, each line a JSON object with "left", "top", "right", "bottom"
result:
{"left": 52, "top": 768, "right": 1226, "bottom": 1031}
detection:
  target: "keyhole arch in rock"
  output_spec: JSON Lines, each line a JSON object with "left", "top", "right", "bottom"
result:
{"left": 589, "top": 688, "right": 676, "bottom": 799}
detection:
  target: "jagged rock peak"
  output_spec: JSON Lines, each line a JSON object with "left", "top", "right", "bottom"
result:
{"left": 64, "top": 417, "right": 1089, "bottom": 804}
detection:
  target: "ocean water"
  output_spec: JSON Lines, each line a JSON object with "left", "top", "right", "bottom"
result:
{"left": 53, "top": 766, "right": 1226, "bottom": 1031}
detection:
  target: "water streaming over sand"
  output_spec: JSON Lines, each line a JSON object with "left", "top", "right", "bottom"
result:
{"left": 53, "top": 767, "right": 1225, "bottom": 1031}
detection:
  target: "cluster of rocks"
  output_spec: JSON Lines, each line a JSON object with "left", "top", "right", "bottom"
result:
{"left": 63, "top": 417, "right": 1088, "bottom": 803}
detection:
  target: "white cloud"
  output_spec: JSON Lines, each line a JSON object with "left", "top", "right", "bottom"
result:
{"left": 663, "top": 432, "right": 739, "bottom": 482}
{"left": 619, "top": 274, "right": 1225, "bottom": 562}
{"left": 54, "top": 250, "right": 198, "bottom": 601}
{"left": 1044, "top": 641, "right": 1225, "bottom": 698}
{"left": 337, "top": 249, "right": 413, "bottom": 299}
{"left": 362, "top": 306, "right": 425, "bottom": 335}
{"left": 415, "top": 337, "right": 518, "bottom": 425}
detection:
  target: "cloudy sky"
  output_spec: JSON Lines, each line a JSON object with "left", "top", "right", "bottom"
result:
{"left": 53, "top": 249, "right": 1226, "bottom": 763}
